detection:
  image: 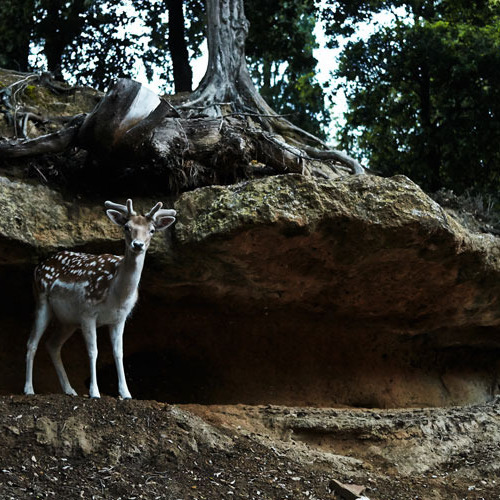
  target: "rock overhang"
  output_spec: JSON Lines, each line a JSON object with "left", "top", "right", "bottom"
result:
{"left": 167, "top": 174, "right": 500, "bottom": 329}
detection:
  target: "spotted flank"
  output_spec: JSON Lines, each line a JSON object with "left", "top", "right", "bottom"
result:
{"left": 35, "top": 250, "right": 123, "bottom": 301}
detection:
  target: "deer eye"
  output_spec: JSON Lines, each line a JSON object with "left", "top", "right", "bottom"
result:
{"left": 124, "top": 225, "right": 131, "bottom": 232}
{"left": 150, "top": 227, "right": 156, "bottom": 234}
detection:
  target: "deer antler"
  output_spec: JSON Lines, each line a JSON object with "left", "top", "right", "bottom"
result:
{"left": 145, "top": 202, "right": 163, "bottom": 219}
{"left": 126, "top": 199, "right": 135, "bottom": 216}
{"left": 104, "top": 199, "right": 137, "bottom": 216}
{"left": 157, "top": 208, "right": 177, "bottom": 217}
{"left": 146, "top": 202, "right": 176, "bottom": 220}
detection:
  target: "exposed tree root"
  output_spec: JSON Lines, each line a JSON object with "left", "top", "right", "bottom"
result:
{"left": 0, "top": 70, "right": 91, "bottom": 140}
{"left": 0, "top": 75, "right": 363, "bottom": 192}
{"left": 0, "top": 0, "right": 364, "bottom": 192}
{"left": 0, "top": 115, "right": 84, "bottom": 157}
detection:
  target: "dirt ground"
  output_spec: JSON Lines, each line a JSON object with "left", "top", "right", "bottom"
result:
{"left": 0, "top": 395, "right": 499, "bottom": 499}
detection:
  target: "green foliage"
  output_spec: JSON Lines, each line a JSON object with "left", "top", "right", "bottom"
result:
{"left": 327, "top": 0, "right": 500, "bottom": 194}
{"left": 0, "top": 0, "right": 34, "bottom": 71}
{"left": 54, "top": 1, "right": 143, "bottom": 90}
{"left": 0, "top": 0, "right": 205, "bottom": 92}
{"left": 245, "top": 0, "right": 330, "bottom": 138}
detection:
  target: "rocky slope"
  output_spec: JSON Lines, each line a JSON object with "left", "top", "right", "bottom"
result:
{"left": 0, "top": 395, "right": 499, "bottom": 499}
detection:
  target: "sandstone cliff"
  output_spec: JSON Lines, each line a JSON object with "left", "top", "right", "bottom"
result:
{"left": 1, "top": 172, "right": 499, "bottom": 407}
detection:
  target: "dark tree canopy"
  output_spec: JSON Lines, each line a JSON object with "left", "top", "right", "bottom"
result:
{"left": 0, "top": 0, "right": 34, "bottom": 72}
{"left": 325, "top": 0, "right": 500, "bottom": 194}
{"left": 0, "top": 0, "right": 205, "bottom": 91}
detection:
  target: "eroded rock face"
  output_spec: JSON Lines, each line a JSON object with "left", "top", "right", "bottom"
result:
{"left": 171, "top": 174, "right": 500, "bottom": 328}
{"left": 1, "top": 173, "right": 499, "bottom": 407}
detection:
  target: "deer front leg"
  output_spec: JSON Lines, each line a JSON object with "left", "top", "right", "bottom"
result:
{"left": 81, "top": 318, "right": 100, "bottom": 398}
{"left": 109, "top": 321, "right": 132, "bottom": 399}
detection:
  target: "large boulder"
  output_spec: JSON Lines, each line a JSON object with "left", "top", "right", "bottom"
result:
{"left": 1, "top": 173, "right": 499, "bottom": 407}
{"left": 172, "top": 173, "right": 500, "bottom": 329}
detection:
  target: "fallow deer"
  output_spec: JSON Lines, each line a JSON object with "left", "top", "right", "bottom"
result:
{"left": 24, "top": 199, "right": 176, "bottom": 399}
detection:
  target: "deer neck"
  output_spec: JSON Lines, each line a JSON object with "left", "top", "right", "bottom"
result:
{"left": 111, "top": 247, "right": 146, "bottom": 302}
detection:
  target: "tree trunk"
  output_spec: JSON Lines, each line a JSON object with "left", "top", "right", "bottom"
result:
{"left": 0, "top": 0, "right": 34, "bottom": 72}
{"left": 43, "top": 1, "right": 65, "bottom": 78}
{"left": 418, "top": 61, "right": 441, "bottom": 191}
{"left": 41, "top": 0, "right": 88, "bottom": 80}
{"left": 167, "top": 0, "right": 193, "bottom": 92}
{"left": 0, "top": 0, "right": 364, "bottom": 192}
{"left": 188, "top": 0, "right": 259, "bottom": 109}
{"left": 45, "top": 42, "right": 65, "bottom": 81}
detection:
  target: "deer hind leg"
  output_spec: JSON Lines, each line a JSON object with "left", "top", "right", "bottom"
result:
{"left": 46, "top": 324, "right": 77, "bottom": 396}
{"left": 24, "top": 296, "right": 52, "bottom": 395}
{"left": 81, "top": 318, "right": 100, "bottom": 398}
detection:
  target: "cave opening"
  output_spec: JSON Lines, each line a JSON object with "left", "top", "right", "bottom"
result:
{"left": 2, "top": 277, "right": 499, "bottom": 408}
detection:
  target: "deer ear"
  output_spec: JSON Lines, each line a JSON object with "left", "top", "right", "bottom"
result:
{"left": 106, "top": 209, "right": 128, "bottom": 226}
{"left": 155, "top": 215, "right": 176, "bottom": 231}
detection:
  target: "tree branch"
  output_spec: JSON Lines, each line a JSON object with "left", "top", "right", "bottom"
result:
{"left": 302, "top": 145, "right": 365, "bottom": 174}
